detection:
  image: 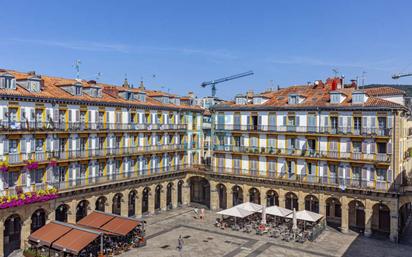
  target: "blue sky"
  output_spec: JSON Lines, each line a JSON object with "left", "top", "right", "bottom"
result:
{"left": 1, "top": 0, "right": 412, "bottom": 99}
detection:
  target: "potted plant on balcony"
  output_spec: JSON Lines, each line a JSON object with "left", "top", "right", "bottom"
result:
{"left": 269, "top": 147, "right": 274, "bottom": 154}
{"left": 0, "top": 161, "right": 8, "bottom": 172}
{"left": 25, "top": 160, "right": 39, "bottom": 170}
{"left": 261, "top": 147, "right": 265, "bottom": 153}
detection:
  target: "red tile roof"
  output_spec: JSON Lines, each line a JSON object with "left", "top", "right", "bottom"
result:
{"left": 0, "top": 69, "right": 203, "bottom": 112}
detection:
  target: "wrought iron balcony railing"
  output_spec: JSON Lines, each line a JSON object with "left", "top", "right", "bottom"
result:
{"left": 215, "top": 124, "right": 391, "bottom": 137}
{"left": 213, "top": 145, "right": 391, "bottom": 164}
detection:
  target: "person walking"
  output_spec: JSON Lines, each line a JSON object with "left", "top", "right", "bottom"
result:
{"left": 177, "top": 235, "right": 184, "bottom": 251}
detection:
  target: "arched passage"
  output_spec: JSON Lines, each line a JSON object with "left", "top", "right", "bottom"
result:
{"left": 76, "top": 200, "right": 89, "bottom": 222}
{"left": 142, "top": 187, "right": 150, "bottom": 214}
{"left": 95, "top": 196, "right": 107, "bottom": 212}
{"left": 4, "top": 214, "right": 21, "bottom": 257}
{"left": 372, "top": 203, "right": 390, "bottom": 237}
{"left": 232, "top": 185, "right": 243, "bottom": 206}
{"left": 266, "top": 190, "right": 279, "bottom": 207}
{"left": 55, "top": 204, "right": 69, "bottom": 222}
{"left": 348, "top": 200, "right": 365, "bottom": 233}
{"left": 326, "top": 197, "right": 342, "bottom": 228}
{"left": 155, "top": 185, "right": 162, "bottom": 211}
{"left": 166, "top": 183, "right": 173, "bottom": 210}
{"left": 305, "top": 195, "right": 319, "bottom": 213}
{"left": 188, "top": 176, "right": 210, "bottom": 208}
{"left": 128, "top": 190, "right": 137, "bottom": 217}
{"left": 112, "top": 193, "right": 123, "bottom": 215}
{"left": 285, "top": 192, "right": 298, "bottom": 210}
{"left": 217, "top": 183, "right": 227, "bottom": 209}
{"left": 177, "top": 180, "right": 183, "bottom": 206}
{"left": 31, "top": 208, "right": 47, "bottom": 233}
{"left": 249, "top": 188, "right": 260, "bottom": 204}
{"left": 399, "top": 202, "right": 412, "bottom": 235}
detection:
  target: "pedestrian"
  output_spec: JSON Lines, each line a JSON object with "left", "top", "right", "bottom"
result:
{"left": 177, "top": 235, "right": 184, "bottom": 251}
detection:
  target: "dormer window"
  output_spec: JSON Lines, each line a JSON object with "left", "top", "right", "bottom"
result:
{"left": 135, "top": 92, "right": 146, "bottom": 102}
{"left": 235, "top": 94, "right": 247, "bottom": 105}
{"left": 0, "top": 73, "right": 16, "bottom": 89}
{"left": 288, "top": 94, "right": 298, "bottom": 104}
{"left": 352, "top": 91, "right": 368, "bottom": 104}
{"left": 330, "top": 92, "right": 345, "bottom": 104}
{"left": 126, "top": 91, "right": 133, "bottom": 100}
{"left": 75, "top": 85, "right": 82, "bottom": 96}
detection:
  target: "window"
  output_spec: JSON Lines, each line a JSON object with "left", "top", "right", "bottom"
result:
{"left": 376, "top": 168, "right": 387, "bottom": 181}
{"left": 288, "top": 138, "right": 296, "bottom": 149}
{"left": 330, "top": 93, "right": 341, "bottom": 104}
{"left": 288, "top": 95, "right": 298, "bottom": 104}
{"left": 352, "top": 93, "right": 365, "bottom": 104}
{"left": 9, "top": 140, "right": 18, "bottom": 153}
{"left": 30, "top": 169, "right": 44, "bottom": 184}
{"left": 75, "top": 86, "right": 82, "bottom": 96}
{"left": 352, "top": 166, "right": 361, "bottom": 179}
{"left": 354, "top": 117, "right": 362, "bottom": 130}
{"left": 377, "top": 142, "right": 387, "bottom": 153}
{"left": 36, "top": 139, "right": 43, "bottom": 152}
{"left": 378, "top": 117, "right": 386, "bottom": 129}
{"left": 287, "top": 116, "right": 295, "bottom": 126}
{"left": 330, "top": 117, "right": 338, "bottom": 129}
{"left": 352, "top": 141, "right": 361, "bottom": 152}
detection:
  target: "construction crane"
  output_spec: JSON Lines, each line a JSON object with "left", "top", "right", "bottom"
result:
{"left": 201, "top": 71, "right": 254, "bottom": 97}
{"left": 392, "top": 73, "right": 412, "bottom": 79}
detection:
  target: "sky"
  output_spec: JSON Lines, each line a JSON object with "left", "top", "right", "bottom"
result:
{"left": 1, "top": 0, "right": 412, "bottom": 99}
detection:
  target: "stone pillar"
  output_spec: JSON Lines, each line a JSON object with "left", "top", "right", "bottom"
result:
{"left": 67, "top": 200, "right": 77, "bottom": 224}
{"left": 171, "top": 183, "right": 178, "bottom": 209}
{"left": 243, "top": 185, "right": 250, "bottom": 203}
{"left": 148, "top": 187, "right": 155, "bottom": 214}
{"left": 318, "top": 194, "right": 326, "bottom": 217}
{"left": 121, "top": 196, "right": 129, "bottom": 217}
{"left": 210, "top": 181, "right": 219, "bottom": 210}
{"left": 160, "top": 184, "right": 167, "bottom": 211}
{"left": 89, "top": 196, "right": 97, "bottom": 211}
{"left": 182, "top": 182, "right": 190, "bottom": 206}
{"left": 278, "top": 188, "right": 286, "bottom": 208}
{"left": 227, "top": 184, "right": 233, "bottom": 208}
{"left": 21, "top": 219, "right": 31, "bottom": 249}
{"left": 340, "top": 196, "right": 349, "bottom": 233}
{"left": 135, "top": 189, "right": 142, "bottom": 218}
{"left": 260, "top": 187, "right": 266, "bottom": 206}
{"left": 389, "top": 210, "right": 399, "bottom": 242}
{"left": 364, "top": 208, "right": 373, "bottom": 237}
{"left": 107, "top": 193, "right": 114, "bottom": 214}
{"left": 0, "top": 220, "right": 4, "bottom": 257}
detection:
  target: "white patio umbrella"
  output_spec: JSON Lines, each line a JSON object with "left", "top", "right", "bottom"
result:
{"left": 286, "top": 210, "right": 323, "bottom": 222}
{"left": 261, "top": 206, "right": 267, "bottom": 225}
{"left": 235, "top": 202, "right": 264, "bottom": 212}
{"left": 262, "top": 206, "right": 293, "bottom": 218}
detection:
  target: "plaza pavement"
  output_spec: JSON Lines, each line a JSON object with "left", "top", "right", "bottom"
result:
{"left": 122, "top": 207, "right": 412, "bottom": 257}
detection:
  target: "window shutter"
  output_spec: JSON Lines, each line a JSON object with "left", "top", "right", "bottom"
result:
{"left": 361, "top": 168, "right": 367, "bottom": 180}
{"left": 387, "top": 169, "right": 393, "bottom": 182}
{"left": 4, "top": 139, "right": 9, "bottom": 153}
{"left": 76, "top": 110, "right": 80, "bottom": 122}
{"left": 344, "top": 167, "right": 350, "bottom": 179}
{"left": 46, "top": 109, "right": 51, "bottom": 122}
{"left": 53, "top": 138, "right": 58, "bottom": 151}
{"left": 76, "top": 137, "right": 80, "bottom": 150}
{"left": 283, "top": 116, "right": 286, "bottom": 126}
{"left": 296, "top": 116, "right": 300, "bottom": 126}
{"left": 46, "top": 138, "right": 51, "bottom": 152}
{"left": 324, "top": 117, "right": 328, "bottom": 127}
{"left": 68, "top": 138, "right": 72, "bottom": 151}
{"left": 31, "top": 138, "right": 35, "bottom": 152}
{"left": 371, "top": 117, "right": 376, "bottom": 128}
{"left": 371, "top": 142, "right": 376, "bottom": 153}
{"left": 387, "top": 142, "right": 392, "bottom": 154}
{"left": 21, "top": 172, "right": 27, "bottom": 186}
{"left": 21, "top": 139, "right": 26, "bottom": 153}
{"left": 362, "top": 141, "right": 367, "bottom": 153}
{"left": 53, "top": 109, "right": 59, "bottom": 122}
{"left": 338, "top": 117, "right": 343, "bottom": 127}
{"left": 68, "top": 110, "right": 72, "bottom": 123}
{"left": 338, "top": 166, "right": 343, "bottom": 178}
{"left": 30, "top": 109, "right": 35, "bottom": 121}
{"left": 362, "top": 117, "right": 368, "bottom": 128}
{"left": 387, "top": 115, "right": 393, "bottom": 129}
{"left": 370, "top": 169, "right": 375, "bottom": 180}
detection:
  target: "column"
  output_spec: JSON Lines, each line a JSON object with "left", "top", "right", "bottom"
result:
{"left": 160, "top": 184, "right": 167, "bottom": 211}
{"left": 227, "top": 184, "right": 233, "bottom": 208}
{"left": 121, "top": 196, "right": 129, "bottom": 217}
{"left": 0, "top": 221, "right": 4, "bottom": 257}
{"left": 47, "top": 208, "right": 56, "bottom": 224}
{"left": 364, "top": 208, "right": 373, "bottom": 237}
{"left": 389, "top": 210, "right": 399, "bottom": 242}
{"left": 67, "top": 200, "right": 77, "bottom": 224}
{"left": 135, "top": 189, "right": 142, "bottom": 218}
{"left": 260, "top": 187, "right": 266, "bottom": 206}
{"left": 182, "top": 182, "right": 190, "bottom": 206}
{"left": 107, "top": 193, "right": 114, "bottom": 214}
{"left": 318, "top": 194, "right": 326, "bottom": 217}
{"left": 148, "top": 187, "right": 155, "bottom": 214}
{"left": 171, "top": 183, "right": 178, "bottom": 209}
{"left": 243, "top": 185, "right": 250, "bottom": 203}
{"left": 210, "top": 181, "right": 219, "bottom": 211}
{"left": 278, "top": 188, "right": 286, "bottom": 208}
{"left": 341, "top": 206, "right": 349, "bottom": 233}
{"left": 21, "top": 219, "right": 31, "bottom": 249}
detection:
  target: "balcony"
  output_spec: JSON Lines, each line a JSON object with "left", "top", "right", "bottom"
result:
{"left": 214, "top": 124, "right": 391, "bottom": 137}
{"left": 213, "top": 145, "right": 391, "bottom": 164}
{"left": 207, "top": 168, "right": 398, "bottom": 192}
{"left": 0, "top": 121, "right": 187, "bottom": 133}
{"left": 49, "top": 164, "right": 191, "bottom": 192}
{"left": 1, "top": 144, "right": 188, "bottom": 165}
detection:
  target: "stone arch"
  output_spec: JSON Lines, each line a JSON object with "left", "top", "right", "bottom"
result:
{"left": 217, "top": 183, "right": 227, "bottom": 209}
{"left": 55, "top": 204, "right": 70, "bottom": 222}
{"left": 95, "top": 196, "right": 107, "bottom": 212}
{"left": 372, "top": 203, "right": 390, "bottom": 236}
{"left": 400, "top": 202, "right": 412, "bottom": 235}
{"left": 154, "top": 184, "right": 162, "bottom": 211}
{"left": 4, "top": 214, "right": 22, "bottom": 257}
{"left": 188, "top": 176, "right": 210, "bottom": 208}
{"left": 285, "top": 192, "right": 298, "bottom": 210}
{"left": 304, "top": 195, "right": 319, "bottom": 213}
{"left": 348, "top": 200, "right": 365, "bottom": 233}
{"left": 76, "top": 200, "right": 89, "bottom": 222}
{"left": 142, "top": 187, "right": 151, "bottom": 214}
{"left": 266, "top": 190, "right": 279, "bottom": 207}
{"left": 232, "top": 185, "right": 243, "bottom": 206}
{"left": 249, "top": 187, "right": 260, "bottom": 204}
{"left": 31, "top": 208, "right": 47, "bottom": 233}
{"left": 112, "top": 193, "right": 123, "bottom": 215}
{"left": 166, "top": 182, "right": 173, "bottom": 210}
{"left": 128, "top": 190, "right": 137, "bottom": 217}
{"left": 326, "top": 197, "right": 342, "bottom": 228}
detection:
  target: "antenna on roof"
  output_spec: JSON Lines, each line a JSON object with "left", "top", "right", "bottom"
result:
{"left": 332, "top": 68, "right": 339, "bottom": 77}
{"left": 361, "top": 71, "right": 367, "bottom": 89}
{"left": 73, "top": 60, "right": 81, "bottom": 81}
{"left": 96, "top": 72, "right": 102, "bottom": 81}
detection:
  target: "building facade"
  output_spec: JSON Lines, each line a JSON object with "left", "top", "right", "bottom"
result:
{"left": 210, "top": 78, "right": 412, "bottom": 242}
{"left": 0, "top": 69, "right": 203, "bottom": 257}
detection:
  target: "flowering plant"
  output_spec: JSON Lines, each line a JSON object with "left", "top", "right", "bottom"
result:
{"left": 0, "top": 187, "right": 58, "bottom": 209}
{"left": 25, "top": 160, "right": 39, "bottom": 170}
{"left": 0, "top": 164, "right": 8, "bottom": 172}
{"left": 49, "top": 160, "right": 57, "bottom": 167}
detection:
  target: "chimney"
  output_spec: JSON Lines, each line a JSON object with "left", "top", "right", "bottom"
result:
{"left": 188, "top": 91, "right": 194, "bottom": 98}
{"left": 350, "top": 79, "right": 357, "bottom": 89}
{"left": 246, "top": 90, "right": 254, "bottom": 98}
{"left": 139, "top": 80, "right": 145, "bottom": 90}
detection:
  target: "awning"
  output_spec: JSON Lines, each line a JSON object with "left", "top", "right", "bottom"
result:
{"left": 28, "top": 222, "right": 72, "bottom": 247}
{"left": 286, "top": 210, "right": 323, "bottom": 222}
{"left": 78, "top": 211, "right": 140, "bottom": 236}
{"left": 52, "top": 228, "right": 100, "bottom": 255}
{"left": 101, "top": 217, "right": 140, "bottom": 236}
{"left": 234, "top": 202, "right": 264, "bottom": 212}
{"left": 217, "top": 206, "right": 254, "bottom": 218}
{"left": 259, "top": 205, "right": 292, "bottom": 218}
{"left": 77, "top": 211, "right": 114, "bottom": 228}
